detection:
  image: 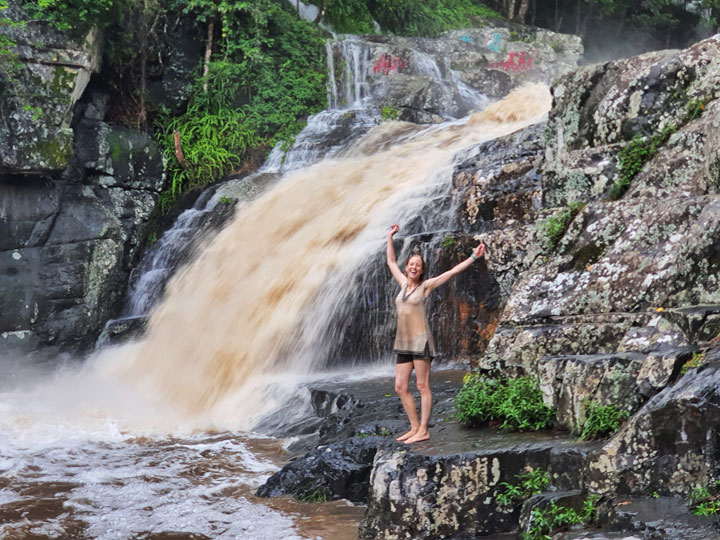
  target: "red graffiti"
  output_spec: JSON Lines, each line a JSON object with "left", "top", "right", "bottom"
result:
{"left": 488, "top": 51, "right": 533, "bottom": 72}
{"left": 373, "top": 54, "right": 408, "bottom": 76}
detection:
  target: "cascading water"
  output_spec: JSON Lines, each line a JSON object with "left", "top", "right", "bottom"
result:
{"left": 113, "top": 83, "right": 552, "bottom": 425}
{"left": 0, "top": 46, "right": 551, "bottom": 538}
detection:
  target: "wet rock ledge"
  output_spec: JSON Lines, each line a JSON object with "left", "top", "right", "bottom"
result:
{"left": 256, "top": 357, "right": 720, "bottom": 539}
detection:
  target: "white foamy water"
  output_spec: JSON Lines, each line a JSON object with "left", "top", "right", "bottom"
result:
{"left": 0, "top": 429, "right": 303, "bottom": 540}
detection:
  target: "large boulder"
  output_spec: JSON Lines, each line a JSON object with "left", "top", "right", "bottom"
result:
{"left": 359, "top": 437, "right": 595, "bottom": 540}
{"left": 329, "top": 26, "right": 582, "bottom": 123}
{"left": 588, "top": 347, "right": 720, "bottom": 497}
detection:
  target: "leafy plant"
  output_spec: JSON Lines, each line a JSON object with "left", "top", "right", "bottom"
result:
{"left": 684, "top": 97, "right": 710, "bottom": 122}
{"left": 539, "top": 200, "right": 585, "bottom": 253}
{"left": 524, "top": 494, "right": 599, "bottom": 540}
{"left": 496, "top": 468, "right": 550, "bottom": 508}
{"left": 455, "top": 375, "right": 555, "bottom": 431}
{"left": 297, "top": 489, "right": 328, "bottom": 503}
{"left": 680, "top": 351, "right": 706, "bottom": 375}
{"left": 145, "top": 231, "right": 158, "bottom": 247}
{"left": 525, "top": 502, "right": 582, "bottom": 540}
{"left": 442, "top": 236, "right": 457, "bottom": 248}
{"left": 578, "top": 402, "right": 630, "bottom": 440}
{"left": 611, "top": 124, "right": 677, "bottom": 200}
{"left": 218, "top": 196, "right": 236, "bottom": 204}
{"left": 689, "top": 481, "right": 720, "bottom": 516}
{"left": 380, "top": 105, "right": 400, "bottom": 121}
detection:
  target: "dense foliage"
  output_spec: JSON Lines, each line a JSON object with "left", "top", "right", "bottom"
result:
{"left": 20, "top": 0, "right": 327, "bottom": 204}
{"left": 455, "top": 374, "right": 555, "bottom": 430}
{"left": 22, "top": 0, "right": 123, "bottom": 34}
{"left": 158, "top": 0, "right": 327, "bottom": 198}
{"left": 308, "top": 0, "right": 500, "bottom": 35}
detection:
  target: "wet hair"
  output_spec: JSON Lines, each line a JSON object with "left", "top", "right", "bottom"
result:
{"left": 405, "top": 247, "right": 426, "bottom": 282}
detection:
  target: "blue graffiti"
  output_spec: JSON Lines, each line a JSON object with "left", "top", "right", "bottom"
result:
{"left": 488, "top": 32, "right": 503, "bottom": 53}
{"left": 460, "top": 35, "right": 473, "bottom": 43}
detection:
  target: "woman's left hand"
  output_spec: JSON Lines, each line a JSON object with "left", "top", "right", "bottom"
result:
{"left": 473, "top": 244, "right": 485, "bottom": 259}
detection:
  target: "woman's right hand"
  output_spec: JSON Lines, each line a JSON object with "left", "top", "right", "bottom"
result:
{"left": 389, "top": 224, "right": 399, "bottom": 237}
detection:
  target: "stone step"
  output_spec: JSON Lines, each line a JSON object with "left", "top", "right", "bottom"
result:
{"left": 360, "top": 434, "right": 600, "bottom": 539}
{"left": 604, "top": 496, "right": 719, "bottom": 540}
{"left": 538, "top": 348, "right": 694, "bottom": 433}
{"left": 659, "top": 305, "right": 720, "bottom": 346}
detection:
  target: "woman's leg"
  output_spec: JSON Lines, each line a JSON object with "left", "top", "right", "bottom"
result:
{"left": 394, "top": 360, "right": 419, "bottom": 441}
{"left": 405, "top": 358, "right": 431, "bottom": 444}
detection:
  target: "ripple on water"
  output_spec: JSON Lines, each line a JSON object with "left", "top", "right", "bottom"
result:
{"left": 0, "top": 432, "right": 360, "bottom": 540}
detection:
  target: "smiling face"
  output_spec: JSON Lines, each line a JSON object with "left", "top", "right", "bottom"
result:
{"left": 405, "top": 254, "right": 425, "bottom": 283}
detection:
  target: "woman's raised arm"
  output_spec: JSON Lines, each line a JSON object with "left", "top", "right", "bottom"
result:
{"left": 386, "top": 224, "right": 407, "bottom": 286}
{"left": 424, "top": 243, "right": 485, "bottom": 295}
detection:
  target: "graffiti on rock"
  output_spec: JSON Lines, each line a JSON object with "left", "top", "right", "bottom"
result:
{"left": 488, "top": 51, "right": 532, "bottom": 71}
{"left": 373, "top": 54, "right": 408, "bottom": 76}
{"left": 488, "top": 33, "right": 503, "bottom": 53}
{"left": 460, "top": 35, "right": 473, "bottom": 43}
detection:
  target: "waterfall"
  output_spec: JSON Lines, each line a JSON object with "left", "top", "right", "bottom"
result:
{"left": 106, "top": 83, "right": 551, "bottom": 429}
{"left": 74, "top": 31, "right": 554, "bottom": 431}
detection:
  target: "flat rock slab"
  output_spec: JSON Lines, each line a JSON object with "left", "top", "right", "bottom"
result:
{"left": 604, "top": 497, "right": 720, "bottom": 540}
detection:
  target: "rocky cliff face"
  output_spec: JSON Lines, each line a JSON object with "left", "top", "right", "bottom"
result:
{"left": 0, "top": 5, "right": 166, "bottom": 354}
{"left": 354, "top": 35, "right": 720, "bottom": 538}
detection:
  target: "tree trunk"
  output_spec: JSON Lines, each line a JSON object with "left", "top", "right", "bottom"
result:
{"left": 313, "top": 0, "right": 327, "bottom": 24}
{"left": 575, "top": 0, "right": 581, "bottom": 36}
{"left": 531, "top": 0, "right": 537, "bottom": 26}
{"left": 202, "top": 19, "right": 214, "bottom": 92}
{"left": 138, "top": 0, "right": 149, "bottom": 128}
{"left": 174, "top": 130, "right": 189, "bottom": 169}
{"left": 554, "top": 0, "right": 564, "bottom": 32}
{"left": 507, "top": 0, "right": 518, "bottom": 20}
{"left": 517, "top": 0, "right": 530, "bottom": 23}
{"left": 579, "top": 5, "right": 594, "bottom": 39}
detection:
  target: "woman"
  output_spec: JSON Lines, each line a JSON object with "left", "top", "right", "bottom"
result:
{"left": 386, "top": 224, "right": 485, "bottom": 444}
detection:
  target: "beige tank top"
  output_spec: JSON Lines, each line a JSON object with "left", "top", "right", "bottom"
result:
{"left": 393, "top": 281, "right": 436, "bottom": 357}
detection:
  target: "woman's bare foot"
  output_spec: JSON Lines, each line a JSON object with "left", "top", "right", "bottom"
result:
{"left": 396, "top": 428, "right": 418, "bottom": 442}
{"left": 404, "top": 431, "right": 430, "bottom": 444}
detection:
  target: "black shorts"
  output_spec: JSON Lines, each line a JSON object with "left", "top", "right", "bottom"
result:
{"left": 395, "top": 342, "right": 433, "bottom": 364}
